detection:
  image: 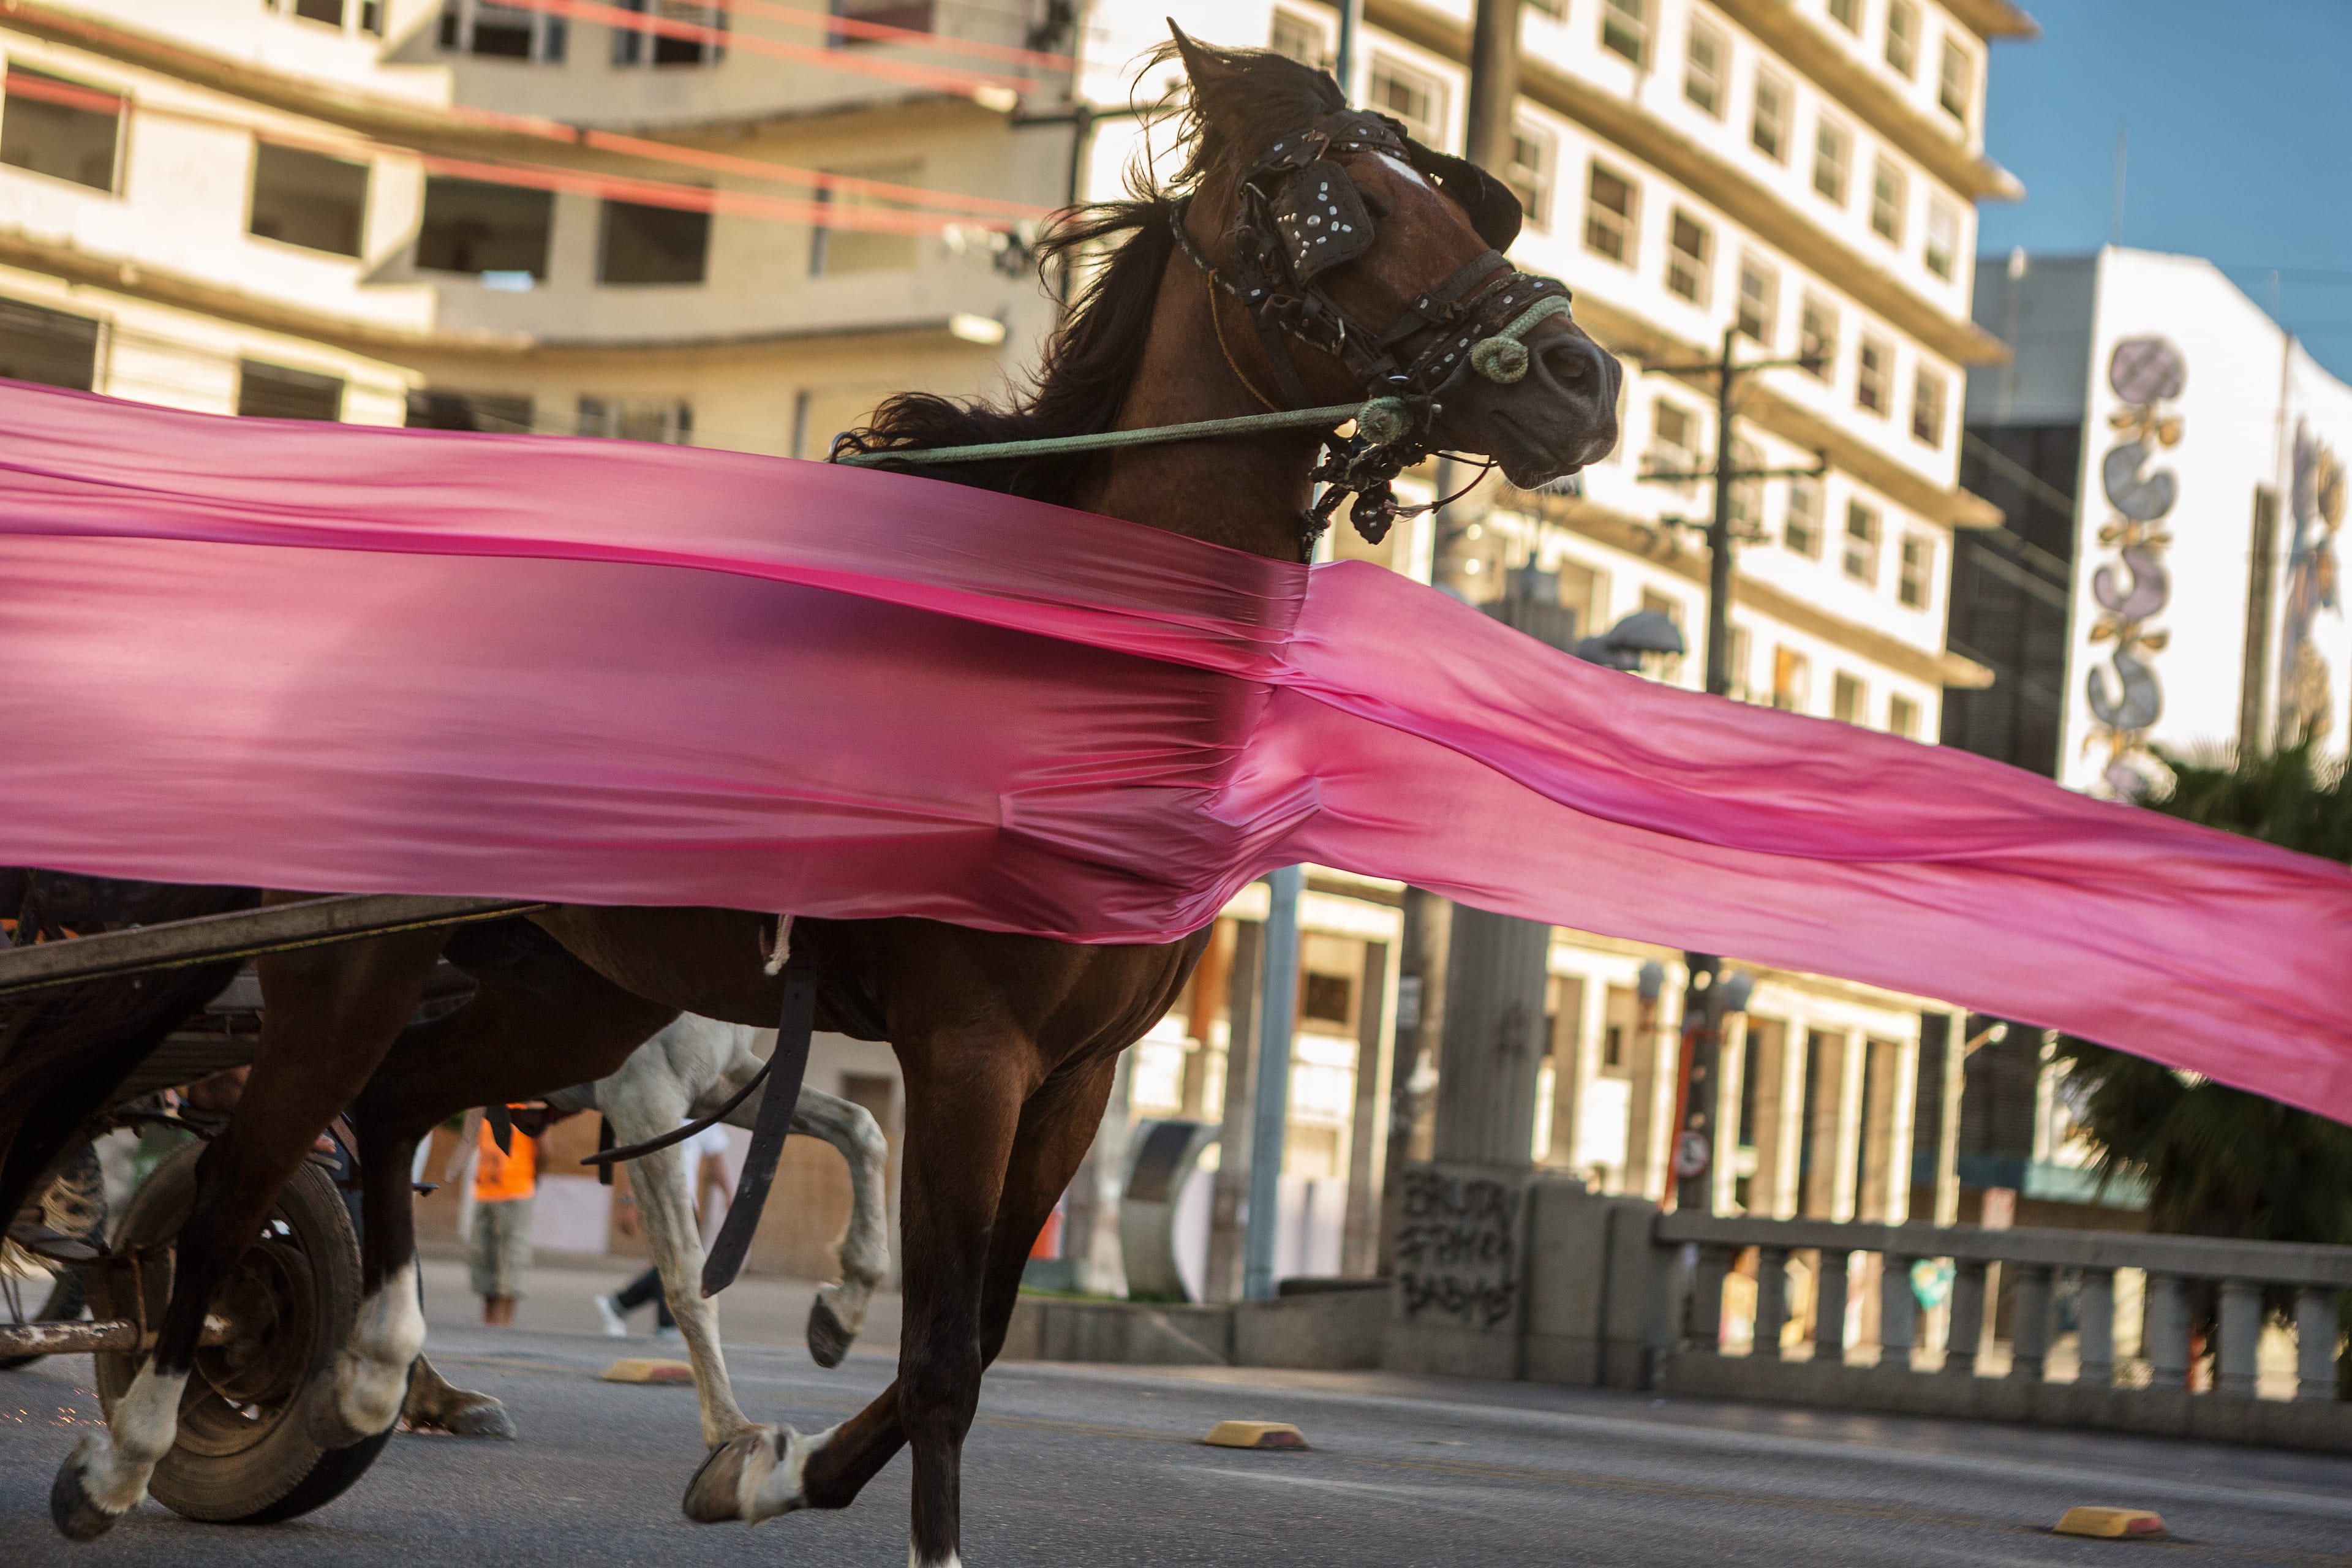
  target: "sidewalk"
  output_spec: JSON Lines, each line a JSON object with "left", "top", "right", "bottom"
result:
{"left": 417, "top": 1253, "right": 903, "bottom": 1355}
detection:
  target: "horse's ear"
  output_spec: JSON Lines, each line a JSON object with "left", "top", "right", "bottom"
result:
{"left": 1167, "top": 22, "right": 1248, "bottom": 126}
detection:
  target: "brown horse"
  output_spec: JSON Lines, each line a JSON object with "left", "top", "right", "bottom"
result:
{"left": 31, "top": 33, "right": 1618, "bottom": 1564}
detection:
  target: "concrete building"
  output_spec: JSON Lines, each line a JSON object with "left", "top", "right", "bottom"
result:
{"left": 0, "top": 0, "right": 2044, "bottom": 1292}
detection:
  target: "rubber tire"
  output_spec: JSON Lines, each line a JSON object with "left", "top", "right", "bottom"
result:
{"left": 91, "top": 1143, "right": 388, "bottom": 1525}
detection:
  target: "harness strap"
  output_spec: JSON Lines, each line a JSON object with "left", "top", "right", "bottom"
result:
{"left": 699, "top": 962, "right": 817, "bottom": 1298}
{"left": 1370, "top": 249, "right": 1512, "bottom": 352}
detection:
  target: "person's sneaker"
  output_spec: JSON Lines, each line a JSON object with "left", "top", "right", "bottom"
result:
{"left": 593, "top": 1294, "right": 629, "bottom": 1338}
{"left": 652, "top": 1323, "right": 680, "bottom": 1342}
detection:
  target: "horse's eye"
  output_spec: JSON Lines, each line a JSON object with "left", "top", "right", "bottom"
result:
{"left": 1358, "top": 189, "right": 1391, "bottom": 221}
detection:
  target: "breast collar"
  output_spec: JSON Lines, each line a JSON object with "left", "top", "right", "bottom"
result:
{"left": 1167, "top": 109, "right": 1575, "bottom": 551}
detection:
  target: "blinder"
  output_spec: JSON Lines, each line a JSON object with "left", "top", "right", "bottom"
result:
{"left": 1174, "top": 107, "right": 1574, "bottom": 555}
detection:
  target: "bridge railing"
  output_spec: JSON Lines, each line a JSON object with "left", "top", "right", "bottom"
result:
{"left": 1649, "top": 1210, "right": 2351, "bottom": 1445}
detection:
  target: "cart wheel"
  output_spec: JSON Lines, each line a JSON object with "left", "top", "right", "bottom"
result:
{"left": 2, "top": 1141, "right": 105, "bottom": 1370}
{"left": 88, "top": 1143, "right": 392, "bottom": 1525}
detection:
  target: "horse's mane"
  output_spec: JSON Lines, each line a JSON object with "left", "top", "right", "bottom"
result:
{"left": 829, "top": 39, "right": 1344, "bottom": 503}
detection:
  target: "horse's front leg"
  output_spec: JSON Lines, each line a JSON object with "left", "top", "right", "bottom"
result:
{"left": 49, "top": 928, "right": 443, "bottom": 1540}
{"left": 304, "top": 1116, "right": 429, "bottom": 1450}
{"left": 603, "top": 1099, "right": 757, "bottom": 1449}
{"left": 786, "top": 1086, "right": 892, "bottom": 1368}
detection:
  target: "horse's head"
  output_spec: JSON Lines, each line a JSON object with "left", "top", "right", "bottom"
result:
{"left": 1166, "top": 31, "right": 1621, "bottom": 496}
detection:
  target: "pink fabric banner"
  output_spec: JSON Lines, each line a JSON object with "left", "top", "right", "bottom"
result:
{"left": 2, "top": 381, "right": 2347, "bottom": 1123}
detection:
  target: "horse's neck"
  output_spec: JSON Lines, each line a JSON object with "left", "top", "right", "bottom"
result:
{"left": 1067, "top": 255, "right": 1324, "bottom": 560}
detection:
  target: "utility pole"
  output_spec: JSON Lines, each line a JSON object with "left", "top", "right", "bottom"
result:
{"left": 1408, "top": 0, "right": 1537, "bottom": 1181}
{"left": 1638, "top": 328, "right": 1826, "bottom": 1212}
{"left": 1334, "top": 0, "right": 1365, "bottom": 102}
{"left": 1241, "top": 865, "right": 1303, "bottom": 1300}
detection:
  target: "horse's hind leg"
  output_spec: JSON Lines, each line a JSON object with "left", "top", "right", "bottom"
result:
{"left": 786, "top": 1086, "right": 892, "bottom": 1368}
{"left": 49, "top": 925, "right": 445, "bottom": 1541}
{"left": 315, "top": 930, "right": 679, "bottom": 1450}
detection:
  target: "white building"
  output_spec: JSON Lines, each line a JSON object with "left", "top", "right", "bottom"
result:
{"left": 1968, "top": 246, "right": 2352, "bottom": 799}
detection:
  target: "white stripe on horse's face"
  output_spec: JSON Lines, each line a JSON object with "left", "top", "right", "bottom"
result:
{"left": 1363, "top": 150, "right": 1434, "bottom": 190}
{"left": 330, "top": 1259, "right": 425, "bottom": 1439}
{"left": 74, "top": 1362, "right": 189, "bottom": 1514}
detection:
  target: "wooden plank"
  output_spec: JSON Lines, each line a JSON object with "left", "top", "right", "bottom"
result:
{"left": 0, "top": 894, "right": 545, "bottom": 997}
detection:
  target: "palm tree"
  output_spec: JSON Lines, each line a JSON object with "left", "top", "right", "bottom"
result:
{"left": 2052, "top": 744, "right": 2352, "bottom": 1396}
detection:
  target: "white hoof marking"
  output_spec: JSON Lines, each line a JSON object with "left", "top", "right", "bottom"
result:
{"left": 78, "top": 1365, "right": 189, "bottom": 1514}
{"left": 744, "top": 1420, "right": 840, "bottom": 1524}
{"left": 333, "top": 1261, "right": 426, "bottom": 1438}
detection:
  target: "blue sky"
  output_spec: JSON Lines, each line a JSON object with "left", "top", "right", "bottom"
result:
{"left": 1978, "top": 0, "right": 2352, "bottom": 380}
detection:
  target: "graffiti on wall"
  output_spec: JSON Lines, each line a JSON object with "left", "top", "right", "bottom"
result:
{"left": 2275, "top": 420, "right": 2344, "bottom": 747}
{"left": 1394, "top": 1166, "right": 1524, "bottom": 1331}
{"left": 2084, "top": 336, "right": 2186, "bottom": 799}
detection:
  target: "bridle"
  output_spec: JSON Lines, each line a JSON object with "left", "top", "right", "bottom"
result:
{"left": 832, "top": 108, "right": 1581, "bottom": 561}
{"left": 1168, "top": 107, "right": 1578, "bottom": 552}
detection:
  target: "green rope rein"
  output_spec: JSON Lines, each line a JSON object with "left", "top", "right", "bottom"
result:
{"left": 829, "top": 396, "right": 1408, "bottom": 469}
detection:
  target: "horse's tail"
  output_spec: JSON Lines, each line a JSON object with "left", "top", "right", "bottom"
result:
{"left": 0, "top": 879, "right": 259, "bottom": 1226}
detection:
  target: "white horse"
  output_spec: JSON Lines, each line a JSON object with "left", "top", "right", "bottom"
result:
{"left": 402, "top": 1013, "right": 894, "bottom": 1449}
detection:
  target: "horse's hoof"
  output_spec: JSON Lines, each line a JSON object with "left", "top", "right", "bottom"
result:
{"left": 806, "top": 1295, "right": 853, "bottom": 1369}
{"left": 411, "top": 1395, "right": 517, "bottom": 1440}
{"left": 684, "top": 1424, "right": 805, "bottom": 1525}
{"left": 49, "top": 1457, "right": 119, "bottom": 1542}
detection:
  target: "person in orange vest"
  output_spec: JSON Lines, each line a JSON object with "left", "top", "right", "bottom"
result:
{"left": 470, "top": 1110, "right": 541, "bottom": 1327}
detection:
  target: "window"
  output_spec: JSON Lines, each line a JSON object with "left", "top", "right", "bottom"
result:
{"left": 417, "top": 177, "right": 553, "bottom": 277}
{"left": 406, "top": 389, "right": 533, "bottom": 431}
{"left": 1302, "top": 971, "right": 1354, "bottom": 1026}
{"left": 0, "top": 297, "right": 101, "bottom": 390}
{"left": 1507, "top": 126, "right": 1555, "bottom": 228}
{"left": 1648, "top": 400, "right": 1695, "bottom": 470}
{"left": 1856, "top": 333, "right": 1891, "bottom": 413}
{"left": 1771, "top": 646, "right": 1810, "bottom": 712}
{"left": 1666, "top": 209, "right": 1711, "bottom": 305}
{"left": 834, "top": 0, "right": 935, "bottom": 40}
{"left": 1268, "top": 10, "right": 1331, "bottom": 72}
{"left": 1884, "top": 0, "right": 1918, "bottom": 76}
{"left": 1812, "top": 117, "right": 1849, "bottom": 204}
{"left": 1783, "top": 477, "right": 1822, "bottom": 556}
{"left": 1727, "top": 440, "right": 1763, "bottom": 533}
{"left": 599, "top": 197, "right": 709, "bottom": 284}
{"left": 1869, "top": 156, "right": 1905, "bottom": 243}
{"left": 1843, "top": 500, "right": 1880, "bottom": 583}
{"left": 1924, "top": 199, "right": 1958, "bottom": 280}
{"left": 1826, "top": 0, "right": 1860, "bottom": 31}
{"left": 1727, "top": 623, "right": 1753, "bottom": 700}
{"left": 1910, "top": 365, "right": 1947, "bottom": 445}
{"left": 1368, "top": 58, "right": 1444, "bottom": 145}
{"left": 1, "top": 67, "right": 123, "bottom": 194}
{"left": 1938, "top": 39, "right": 1973, "bottom": 124}
{"left": 578, "top": 396, "right": 692, "bottom": 443}
{"left": 1736, "top": 254, "right": 1777, "bottom": 343}
{"left": 809, "top": 162, "right": 922, "bottom": 276}
{"left": 1640, "top": 588, "right": 1685, "bottom": 680}
{"left": 1750, "top": 70, "right": 1789, "bottom": 162}
{"left": 1898, "top": 533, "right": 1932, "bottom": 608}
{"left": 1832, "top": 671, "right": 1866, "bottom": 725}
{"left": 1600, "top": 0, "right": 1649, "bottom": 66}
{"left": 1798, "top": 293, "right": 1836, "bottom": 379}
{"left": 1584, "top": 160, "right": 1637, "bottom": 265}
{"left": 238, "top": 360, "right": 342, "bottom": 421}
{"left": 611, "top": 0, "right": 726, "bottom": 67}
{"left": 1887, "top": 692, "right": 1920, "bottom": 739}
{"left": 1684, "top": 19, "right": 1727, "bottom": 116}
{"left": 437, "top": 1, "right": 568, "bottom": 60}
{"left": 249, "top": 143, "right": 369, "bottom": 257}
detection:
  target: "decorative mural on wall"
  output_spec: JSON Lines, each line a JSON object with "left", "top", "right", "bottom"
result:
{"left": 2084, "top": 336, "right": 2185, "bottom": 799}
{"left": 2275, "top": 419, "right": 2343, "bottom": 747}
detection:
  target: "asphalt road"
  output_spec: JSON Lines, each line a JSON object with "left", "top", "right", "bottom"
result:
{"left": 5, "top": 1324, "right": 2351, "bottom": 1567}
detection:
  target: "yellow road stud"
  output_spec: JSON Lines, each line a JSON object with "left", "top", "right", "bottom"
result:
{"left": 602, "top": 1358, "right": 695, "bottom": 1384}
{"left": 1202, "top": 1420, "right": 1308, "bottom": 1450}
{"left": 2054, "top": 1507, "right": 2167, "bottom": 1540}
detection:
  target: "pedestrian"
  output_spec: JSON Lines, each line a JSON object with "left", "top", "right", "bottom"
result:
{"left": 469, "top": 1108, "right": 540, "bottom": 1327}
{"left": 594, "top": 1120, "right": 734, "bottom": 1338}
